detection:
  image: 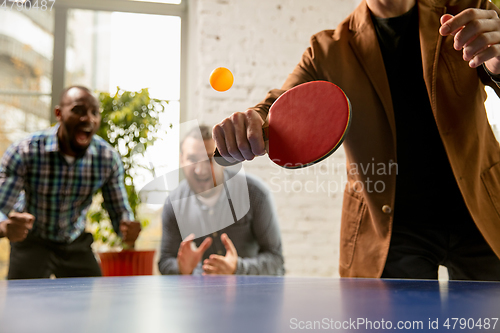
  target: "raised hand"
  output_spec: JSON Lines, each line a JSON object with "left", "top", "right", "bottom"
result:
{"left": 440, "top": 8, "right": 500, "bottom": 73}
{"left": 177, "top": 234, "right": 213, "bottom": 275}
{"left": 202, "top": 233, "right": 238, "bottom": 275}
{"left": 0, "top": 212, "right": 35, "bottom": 242}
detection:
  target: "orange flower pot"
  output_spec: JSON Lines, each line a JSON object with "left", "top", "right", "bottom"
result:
{"left": 98, "top": 250, "right": 156, "bottom": 276}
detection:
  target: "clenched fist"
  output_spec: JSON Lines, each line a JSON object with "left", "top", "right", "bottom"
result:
{"left": 119, "top": 220, "right": 141, "bottom": 249}
{"left": 0, "top": 212, "right": 35, "bottom": 242}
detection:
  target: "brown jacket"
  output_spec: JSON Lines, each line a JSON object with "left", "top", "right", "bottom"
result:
{"left": 250, "top": 0, "right": 500, "bottom": 277}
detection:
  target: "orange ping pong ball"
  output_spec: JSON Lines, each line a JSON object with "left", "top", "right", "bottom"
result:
{"left": 209, "top": 67, "right": 234, "bottom": 92}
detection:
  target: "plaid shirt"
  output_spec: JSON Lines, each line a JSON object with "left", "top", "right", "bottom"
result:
{"left": 0, "top": 125, "right": 134, "bottom": 243}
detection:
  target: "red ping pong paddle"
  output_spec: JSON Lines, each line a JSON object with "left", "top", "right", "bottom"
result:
{"left": 214, "top": 80, "right": 351, "bottom": 169}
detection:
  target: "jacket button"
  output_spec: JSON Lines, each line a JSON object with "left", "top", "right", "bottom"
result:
{"left": 382, "top": 205, "right": 392, "bottom": 214}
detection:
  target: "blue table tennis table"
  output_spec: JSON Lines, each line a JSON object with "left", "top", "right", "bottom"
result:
{"left": 0, "top": 275, "right": 499, "bottom": 333}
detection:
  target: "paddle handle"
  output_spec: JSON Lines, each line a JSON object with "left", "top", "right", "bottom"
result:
{"left": 213, "top": 127, "right": 269, "bottom": 167}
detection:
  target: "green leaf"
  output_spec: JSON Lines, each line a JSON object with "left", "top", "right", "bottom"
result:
{"left": 87, "top": 87, "right": 171, "bottom": 248}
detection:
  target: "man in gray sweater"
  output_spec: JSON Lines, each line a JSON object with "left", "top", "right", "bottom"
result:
{"left": 158, "top": 125, "right": 284, "bottom": 275}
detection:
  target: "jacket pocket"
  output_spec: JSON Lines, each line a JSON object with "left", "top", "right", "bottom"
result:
{"left": 481, "top": 162, "right": 500, "bottom": 218}
{"left": 440, "top": 36, "right": 479, "bottom": 97}
{"left": 339, "top": 192, "right": 366, "bottom": 269}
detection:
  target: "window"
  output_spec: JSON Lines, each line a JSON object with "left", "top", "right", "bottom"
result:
{"left": 0, "top": 0, "right": 186, "bottom": 279}
{"left": 0, "top": 0, "right": 186, "bottom": 155}
{"left": 64, "top": 9, "right": 182, "bottom": 190}
{"left": 129, "top": 0, "right": 181, "bottom": 4}
{"left": 0, "top": 10, "right": 54, "bottom": 150}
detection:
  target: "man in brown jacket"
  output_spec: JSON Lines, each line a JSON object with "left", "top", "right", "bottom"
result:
{"left": 213, "top": 0, "right": 500, "bottom": 280}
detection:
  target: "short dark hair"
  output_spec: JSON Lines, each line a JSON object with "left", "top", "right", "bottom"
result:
{"left": 59, "top": 86, "right": 93, "bottom": 105}
{"left": 180, "top": 125, "right": 212, "bottom": 153}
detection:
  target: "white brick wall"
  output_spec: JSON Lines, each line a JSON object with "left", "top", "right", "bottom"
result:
{"left": 186, "top": 0, "right": 362, "bottom": 276}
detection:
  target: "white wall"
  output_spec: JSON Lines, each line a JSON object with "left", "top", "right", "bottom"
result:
{"left": 186, "top": 0, "right": 362, "bottom": 276}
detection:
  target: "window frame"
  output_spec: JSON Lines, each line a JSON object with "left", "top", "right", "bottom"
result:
{"left": 51, "top": 0, "right": 188, "bottom": 123}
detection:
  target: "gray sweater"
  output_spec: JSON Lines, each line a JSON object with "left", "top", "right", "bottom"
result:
{"left": 158, "top": 171, "right": 284, "bottom": 275}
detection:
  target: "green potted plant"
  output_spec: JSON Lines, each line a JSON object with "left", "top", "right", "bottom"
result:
{"left": 86, "top": 87, "right": 169, "bottom": 276}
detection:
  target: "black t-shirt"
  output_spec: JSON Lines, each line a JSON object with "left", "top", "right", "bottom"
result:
{"left": 372, "top": 6, "right": 475, "bottom": 230}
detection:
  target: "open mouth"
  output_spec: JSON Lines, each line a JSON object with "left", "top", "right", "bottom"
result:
{"left": 75, "top": 127, "right": 93, "bottom": 146}
{"left": 196, "top": 177, "right": 215, "bottom": 187}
